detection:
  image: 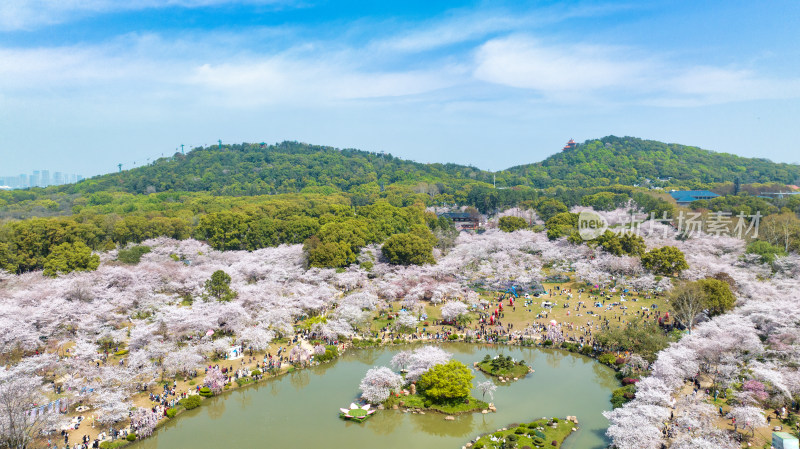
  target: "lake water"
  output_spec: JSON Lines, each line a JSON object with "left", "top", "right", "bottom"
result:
{"left": 132, "top": 343, "right": 618, "bottom": 449}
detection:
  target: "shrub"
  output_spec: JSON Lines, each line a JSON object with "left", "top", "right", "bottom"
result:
{"left": 551, "top": 441, "right": 557, "bottom": 446}
{"left": 493, "top": 432, "right": 504, "bottom": 438}
{"left": 474, "top": 443, "right": 485, "bottom": 449}
{"left": 597, "top": 353, "right": 616, "bottom": 365}
{"left": 126, "top": 433, "right": 136, "bottom": 442}
{"left": 551, "top": 417, "right": 559, "bottom": 423}
{"left": 99, "top": 442, "right": 127, "bottom": 449}
{"left": 199, "top": 387, "right": 213, "bottom": 397}
{"left": 507, "top": 434, "right": 518, "bottom": 442}
{"left": 448, "top": 334, "right": 459, "bottom": 341}
{"left": 534, "top": 438, "right": 545, "bottom": 446}
{"left": 581, "top": 346, "right": 593, "bottom": 354}
{"left": 188, "top": 380, "right": 196, "bottom": 386}
{"left": 315, "top": 346, "right": 339, "bottom": 363}
{"left": 542, "top": 339, "right": 553, "bottom": 347}
{"left": 611, "top": 385, "right": 637, "bottom": 408}
{"left": 621, "top": 377, "right": 639, "bottom": 386}
{"left": 515, "top": 427, "right": 526, "bottom": 434}
{"left": 165, "top": 408, "right": 176, "bottom": 418}
{"left": 424, "top": 400, "right": 432, "bottom": 408}
{"left": 117, "top": 245, "right": 151, "bottom": 264}
{"left": 114, "top": 349, "right": 129, "bottom": 356}
{"left": 251, "top": 369, "right": 262, "bottom": 377}
{"left": 180, "top": 395, "right": 202, "bottom": 410}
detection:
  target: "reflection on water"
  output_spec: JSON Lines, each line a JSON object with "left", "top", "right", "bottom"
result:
{"left": 132, "top": 343, "right": 616, "bottom": 449}
{"left": 206, "top": 395, "right": 225, "bottom": 421}
{"left": 289, "top": 369, "right": 310, "bottom": 390}
{"left": 545, "top": 348, "right": 562, "bottom": 369}
{"left": 412, "top": 410, "right": 476, "bottom": 438}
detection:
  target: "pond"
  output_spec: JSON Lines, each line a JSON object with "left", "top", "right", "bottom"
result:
{"left": 132, "top": 343, "right": 618, "bottom": 449}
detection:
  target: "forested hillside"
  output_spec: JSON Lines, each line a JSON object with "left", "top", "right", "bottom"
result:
{"left": 504, "top": 136, "right": 800, "bottom": 188}
{"left": 8, "top": 136, "right": 799, "bottom": 203}
{"left": 64, "top": 141, "right": 491, "bottom": 196}
{"left": 2, "top": 136, "right": 799, "bottom": 276}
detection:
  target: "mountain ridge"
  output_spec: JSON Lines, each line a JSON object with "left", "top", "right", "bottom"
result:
{"left": 14, "top": 135, "right": 800, "bottom": 200}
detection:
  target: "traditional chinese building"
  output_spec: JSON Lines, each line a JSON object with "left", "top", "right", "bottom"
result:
{"left": 562, "top": 139, "right": 577, "bottom": 151}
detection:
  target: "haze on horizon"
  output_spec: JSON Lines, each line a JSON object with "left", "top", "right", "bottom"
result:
{"left": 1, "top": 0, "right": 799, "bottom": 178}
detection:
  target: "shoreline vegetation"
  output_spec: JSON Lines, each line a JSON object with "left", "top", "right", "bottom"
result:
{"left": 475, "top": 354, "right": 532, "bottom": 382}
{"left": 85, "top": 337, "right": 608, "bottom": 449}
{"left": 468, "top": 417, "right": 579, "bottom": 449}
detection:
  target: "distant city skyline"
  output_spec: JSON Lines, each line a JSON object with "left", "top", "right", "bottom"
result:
{"left": 0, "top": 169, "right": 84, "bottom": 190}
{"left": 1, "top": 1, "right": 799, "bottom": 177}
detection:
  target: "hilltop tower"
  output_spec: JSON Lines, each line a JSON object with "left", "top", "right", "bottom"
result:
{"left": 562, "top": 139, "right": 577, "bottom": 151}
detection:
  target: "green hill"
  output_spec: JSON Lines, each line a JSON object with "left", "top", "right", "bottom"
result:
{"left": 64, "top": 136, "right": 800, "bottom": 195}
{"left": 502, "top": 136, "right": 800, "bottom": 188}
{"left": 65, "top": 141, "right": 491, "bottom": 196}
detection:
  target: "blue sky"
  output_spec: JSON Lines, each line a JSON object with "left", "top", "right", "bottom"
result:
{"left": 1, "top": 0, "right": 799, "bottom": 177}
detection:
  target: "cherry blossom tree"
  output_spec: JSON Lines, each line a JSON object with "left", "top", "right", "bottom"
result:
{"left": 546, "top": 323, "right": 565, "bottom": 344}
{"left": 130, "top": 407, "right": 159, "bottom": 438}
{"left": 390, "top": 351, "right": 412, "bottom": 371}
{"left": 393, "top": 311, "right": 417, "bottom": 331}
{"left": 476, "top": 380, "right": 496, "bottom": 401}
{"left": 440, "top": 301, "right": 469, "bottom": 323}
{"left": 729, "top": 405, "right": 766, "bottom": 436}
{"left": 0, "top": 371, "right": 64, "bottom": 449}
{"left": 404, "top": 347, "right": 452, "bottom": 383}
{"left": 359, "top": 367, "right": 403, "bottom": 404}
{"left": 203, "top": 367, "right": 226, "bottom": 395}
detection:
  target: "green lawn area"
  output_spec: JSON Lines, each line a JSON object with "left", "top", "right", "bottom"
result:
{"left": 384, "top": 393, "right": 488, "bottom": 414}
{"left": 472, "top": 418, "right": 576, "bottom": 449}
{"left": 348, "top": 408, "right": 368, "bottom": 417}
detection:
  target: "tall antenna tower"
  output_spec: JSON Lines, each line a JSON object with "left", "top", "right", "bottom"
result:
{"left": 117, "top": 163, "right": 122, "bottom": 173}
{"left": 218, "top": 139, "right": 222, "bottom": 149}
{"left": 181, "top": 144, "right": 185, "bottom": 154}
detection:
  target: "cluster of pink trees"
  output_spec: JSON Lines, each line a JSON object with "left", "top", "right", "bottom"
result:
{"left": 358, "top": 346, "right": 454, "bottom": 403}
{"left": 0, "top": 208, "right": 798, "bottom": 446}
{"left": 130, "top": 407, "right": 159, "bottom": 438}
{"left": 358, "top": 367, "right": 403, "bottom": 403}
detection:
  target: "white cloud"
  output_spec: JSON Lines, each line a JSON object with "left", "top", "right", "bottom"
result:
{"left": 188, "top": 58, "right": 458, "bottom": 106}
{"left": 473, "top": 35, "right": 800, "bottom": 106}
{"left": 0, "top": 0, "right": 291, "bottom": 31}
{"left": 373, "top": 3, "right": 635, "bottom": 54}
{"left": 0, "top": 33, "right": 462, "bottom": 108}
{"left": 474, "top": 36, "right": 650, "bottom": 94}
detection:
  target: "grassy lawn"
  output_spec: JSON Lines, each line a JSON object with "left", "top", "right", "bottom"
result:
{"left": 384, "top": 393, "right": 488, "bottom": 414}
{"left": 348, "top": 408, "right": 368, "bottom": 417}
{"left": 404, "top": 276, "right": 672, "bottom": 345}
{"left": 472, "top": 418, "right": 576, "bottom": 449}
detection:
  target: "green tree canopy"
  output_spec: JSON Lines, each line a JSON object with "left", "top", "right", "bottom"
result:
{"left": 205, "top": 270, "right": 237, "bottom": 302}
{"left": 381, "top": 232, "right": 435, "bottom": 266}
{"left": 417, "top": 360, "right": 474, "bottom": 401}
{"left": 498, "top": 216, "right": 528, "bottom": 232}
{"left": 641, "top": 246, "right": 688, "bottom": 276}
{"left": 42, "top": 241, "right": 100, "bottom": 277}
{"left": 592, "top": 231, "right": 646, "bottom": 257}
{"left": 696, "top": 278, "right": 736, "bottom": 316}
{"left": 303, "top": 236, "right": 356, "bottom": 268}
{"left": 746, "top": 240, "right": 787, "bottom": 265}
